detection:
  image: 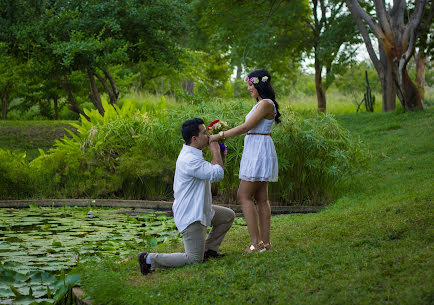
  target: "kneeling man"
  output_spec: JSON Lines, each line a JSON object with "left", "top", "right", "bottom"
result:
{"left": 138, "top": 118, "right": 235, "bottom": 275}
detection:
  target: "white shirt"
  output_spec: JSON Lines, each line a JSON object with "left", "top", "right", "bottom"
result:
{"left": 172, "top": 144, "right": 224, "bottom": 232}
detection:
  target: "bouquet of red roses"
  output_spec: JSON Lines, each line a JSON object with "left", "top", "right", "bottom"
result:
{"left": 208, "top": 119, "right": 228, "bottom": 153}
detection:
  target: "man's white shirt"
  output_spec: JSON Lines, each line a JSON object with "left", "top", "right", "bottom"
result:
{"left": 172, "top": 144, "right": 224, "bottom": 232}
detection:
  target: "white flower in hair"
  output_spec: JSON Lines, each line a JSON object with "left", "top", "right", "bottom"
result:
{"left": 261, "top": 76, "right": 268, "bottom": 82}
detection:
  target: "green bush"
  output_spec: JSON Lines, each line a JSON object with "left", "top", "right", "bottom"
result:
{"left": 0, "top": 150, "right": 36, "bottom": 199}
{"left": 4, "top": 97, "right": 364, "bottom": 205}
{"left": 271, "top": 111, "right": 365, "bottom": 204}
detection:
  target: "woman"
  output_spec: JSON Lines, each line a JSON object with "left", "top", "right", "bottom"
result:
{"left": 210, "top": 69, "right": 281, "bottom": 252}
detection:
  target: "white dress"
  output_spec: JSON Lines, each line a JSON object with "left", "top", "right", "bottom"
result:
{"left": 239, "top": 99, "right": 278, "bottom": 182}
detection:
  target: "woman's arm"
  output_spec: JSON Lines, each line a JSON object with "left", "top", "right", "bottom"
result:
{"left": 210, "top": 100, "right": 274, "bottom": 142}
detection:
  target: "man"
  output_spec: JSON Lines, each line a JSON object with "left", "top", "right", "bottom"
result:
{"left": 138, "top": 118, "right": 235, "bottom": 275}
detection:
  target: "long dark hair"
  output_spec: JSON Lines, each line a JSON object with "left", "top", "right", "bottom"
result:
{"left": 247, "top": 69, "right": 281, "bottom": 124}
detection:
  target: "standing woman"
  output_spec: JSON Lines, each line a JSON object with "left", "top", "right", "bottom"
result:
{"left": 210, "top": 69, "right": 281, "bottom": 252}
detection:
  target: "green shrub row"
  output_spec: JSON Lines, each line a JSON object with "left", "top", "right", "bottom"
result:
{"left": 0, "top": 98, "right": 365, "bottom": 204}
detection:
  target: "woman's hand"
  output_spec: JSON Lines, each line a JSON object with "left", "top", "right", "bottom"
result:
{"left": 209, "top": 134, "right": 220, "bottom": 143}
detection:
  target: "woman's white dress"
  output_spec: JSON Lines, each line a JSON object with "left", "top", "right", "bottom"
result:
{"left": 239, "top": 99, "right": 278, "bottom": 182}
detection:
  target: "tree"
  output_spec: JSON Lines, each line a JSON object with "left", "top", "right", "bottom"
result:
{"left": 345, "top": 0, "right": 432, "bottom": 111}
{"left": 193, "top": 0, "right": 311, "bottom": 85}
{"left": 308, "top": 0, "right": 362, "bottom": 112}
{"left": 0, "top": 45, "right": 26, "bottom": 120}
{"left": 414, "top": 6, "right": 433, "bottom": 102}
{"left": 193, "top": 0, "right": 361, "bottom": 112}
{"left": 2, "top": 0, "right": 189, "bottom": 119}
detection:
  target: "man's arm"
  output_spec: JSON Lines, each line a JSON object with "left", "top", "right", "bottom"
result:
{"left": 209, "top": 141, "right": 224, "bottom": 169}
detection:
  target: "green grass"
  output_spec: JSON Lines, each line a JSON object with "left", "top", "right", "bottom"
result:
{"left": 281, "top": 90, "right": 383, "bottom": 114}
{"left": 78, "top": 109, "right": 433, "bottom": 304}
{"left": 0, "top": 120, "right": 75, "bottom": 160}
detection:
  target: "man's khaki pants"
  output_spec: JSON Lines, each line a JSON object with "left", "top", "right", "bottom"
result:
{"left": 149, "top": 205, "right": 235, "bottom": 268}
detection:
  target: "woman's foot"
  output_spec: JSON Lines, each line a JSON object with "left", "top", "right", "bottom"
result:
{"left": 245, "top": 241, "right": 265, "bottom": 253}
{"left": 259, "top": 242, "right": 272, "bottom": 252}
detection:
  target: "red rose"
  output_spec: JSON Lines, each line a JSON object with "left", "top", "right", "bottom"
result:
{"left": 208, "top": 120, "right": 220, "bottom": 128}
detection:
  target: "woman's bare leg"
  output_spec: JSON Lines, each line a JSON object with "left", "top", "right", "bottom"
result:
{"left": 254, "top": 182, "right": 271, "bottom": 245}
{"left": 237, "top": 180, "right": 260, "bottom": 246}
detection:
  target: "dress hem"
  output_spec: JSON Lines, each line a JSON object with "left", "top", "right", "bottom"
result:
{"left": 239, "top": 176, "right": 278, "bottom": 182}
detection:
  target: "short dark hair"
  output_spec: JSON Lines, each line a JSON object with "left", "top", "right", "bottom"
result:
{"left": 248, "top": 69, "right": 281, "bottom": 124}
{"left": 181, "top": 118, "right": 204, "bottom": 145}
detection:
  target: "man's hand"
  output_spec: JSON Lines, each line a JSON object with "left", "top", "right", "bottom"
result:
{"left": 209, "top": 141, "right": 224, "bottom": 168}
{"left": 209, "top": 141, "right": 220, "bottom": 153}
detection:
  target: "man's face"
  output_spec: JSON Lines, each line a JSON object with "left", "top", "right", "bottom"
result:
{"left": 193, "top": 124, "right": 210, "bottom": 149}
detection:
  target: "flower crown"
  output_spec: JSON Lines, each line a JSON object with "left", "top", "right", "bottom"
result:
{"left": 245, "top": 76, "right": 269, "bottom": 84}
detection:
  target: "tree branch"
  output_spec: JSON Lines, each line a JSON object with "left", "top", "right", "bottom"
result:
{"left": 390, "top": 0, "right": 406, "bottom": 26}
{"left": 54, "top": 73, "right": 90, "bottom": 121}
{"left": 347, "top": 0, "right": 382, "bottom": 39}
{"left": 345, "top": 0, "right": 381, "bottom": 72}
{"left": 373, "top": 0, "right": 394, "bottom": 38}
{"left": 417, "top": 2, "right": 433, "bottom": 40}
{"left": 104, "top": 69, "right": 119, "bottom": 103}
{"left": 399, "top": 0, "right": 428, "bottom": 85}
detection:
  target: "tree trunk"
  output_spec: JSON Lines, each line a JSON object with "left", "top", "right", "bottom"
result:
{"left": 87, "top": 69, "right": 105, "bottom": 116}
{"left": 379, "top": 51, "right": 396, "bottom": 112}
{"left": 55, "top": 74, "right": 90, "bottom": 121}
{"left": 1, "top": 97, "right": 8, "bottom": 120}
{"left": 400, "top": 68, "right": 423, "bottom": 110}
{"left": 234, "top": 64, "right": 242, "bottom": 96}
{"left": 183, "top": 80, "right": 194, "bottom": 95}
{"left": 104, "top": 69, "right": 119, "bottom": 105}
{"left": 314, "top": 60, "right": 326, "bottom": 113}
{"left": 53, "top": 95, "right": 59, "bottom": 120}
{"left": 415, "top": 51, "right": 426, "bottom": 101}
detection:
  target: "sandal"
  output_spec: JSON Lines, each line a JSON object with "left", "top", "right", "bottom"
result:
{"left": 259, "top": 242, "right": 272, "bottom": 252}
{"left": 245, "top": 241, "right": 265, "bottom": 253}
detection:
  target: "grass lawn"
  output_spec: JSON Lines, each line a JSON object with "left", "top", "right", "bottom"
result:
{"left": 0, "top": 120, "right": 75, "bottom": 160}
{"left": 78, "top": 109, "right": 433, "bottom": 304}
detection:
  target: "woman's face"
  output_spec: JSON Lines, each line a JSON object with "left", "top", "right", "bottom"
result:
{"left": 247, "top": 82, "right": 259, "bottom": 99}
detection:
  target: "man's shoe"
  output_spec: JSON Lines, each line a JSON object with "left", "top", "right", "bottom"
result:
{"left": 204, "top": 249, "right": 225, "bottom": 261}
{"left": 138, "top": 252, "right": 152, "bottom": 275}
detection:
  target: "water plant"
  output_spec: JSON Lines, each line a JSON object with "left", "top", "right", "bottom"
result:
{"left": 0, "top": 205, "right": 182, "bottom": 304}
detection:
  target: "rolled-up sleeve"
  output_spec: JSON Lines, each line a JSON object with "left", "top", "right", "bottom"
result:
{"left": 187, "top": 158, "right": 224, "bottom": 182}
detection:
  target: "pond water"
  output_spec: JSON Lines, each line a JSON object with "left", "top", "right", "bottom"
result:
{"left": 0, "top": 205, "right": 181, "bottom": 303}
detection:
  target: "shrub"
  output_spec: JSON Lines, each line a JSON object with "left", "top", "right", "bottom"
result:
{"left": 271, "top": 111, "right": 365, "bottom": 204}
{"left": 0, "top": 150, "right": 36, "bottom": 199}
{"left": 5, "top": 97, "right": 365, "bottom": 205}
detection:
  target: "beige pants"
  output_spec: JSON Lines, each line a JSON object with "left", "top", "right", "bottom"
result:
{"left": 149, "top": 205, "right": 235, "bottom": 268}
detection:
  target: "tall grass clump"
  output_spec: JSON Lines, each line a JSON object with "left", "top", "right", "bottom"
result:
{"left": 271, "top": 110, "right": 365, "bottom": 204}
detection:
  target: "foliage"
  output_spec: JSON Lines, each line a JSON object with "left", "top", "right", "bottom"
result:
{"left": 0, "top": 43, "right": 26, "bottom": 120}
{"left": 194, "top": 0, "right": 310, "bottom": 76}
{"left": 1, "top": 97, "right": 364, "bottom": 205}
{"left": 0, "top": 150, "right": 36, "bottom": 199}
{"left": 271, "top": 110, "right": 365, "bottom": 204}
{"left": 79, "top": 109, "right": 434, "bottom": 305}
{"left": 1, "top": 0, "right": 190, "bottom": 116}
{"left": 334, "top": 61, "right": 381, "bottom": 93}
{"left": 0, "top": 263, "right": 81, "bottom": 305}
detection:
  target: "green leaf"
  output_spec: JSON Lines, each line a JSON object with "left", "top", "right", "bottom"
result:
{"left": 10, "top": 285, "right": 23, "bottom": 297}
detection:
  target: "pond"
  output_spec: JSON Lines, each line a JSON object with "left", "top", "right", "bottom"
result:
{"left": 0, "top": 204, "right": 182, "bottom": 304}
